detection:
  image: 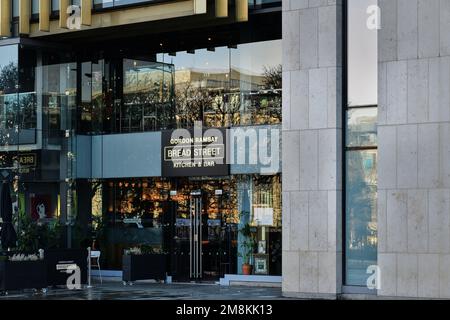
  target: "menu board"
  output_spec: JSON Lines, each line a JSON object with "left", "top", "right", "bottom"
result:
{"left": 253, "top": 207, "right": 274, "bottom": 226}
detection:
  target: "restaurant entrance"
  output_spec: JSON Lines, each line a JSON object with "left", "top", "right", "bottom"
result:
{"left": 95, "top": 175, "right": 282, "bottom": 279}
{"left": 169, "top": 179, "right": 237, "bottom": 282}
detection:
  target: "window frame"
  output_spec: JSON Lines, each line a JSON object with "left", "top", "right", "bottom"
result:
{"left": 342, "top": 0, "right": 379, "bottom": 292}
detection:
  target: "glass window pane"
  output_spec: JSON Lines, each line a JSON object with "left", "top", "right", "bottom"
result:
{"left": 13, "top": 0, "right": 19, "bottom": 17}
{"left": 158, "top": 39, "right": 282, "bottom": 128}
{"left": 348, "top": 0, "right": 378, "bottom": 106}
{"left": 18, "top": 48, "right": 38, "bottom": 136}
{"left": 160, "top": 47, "right": 230, "bottom": 128}
{"left": 346, "top": 107, "right": 377, "bottom": 147}
{"left": 114, "top": 0, "right": 156, "bottom": 6}
{"left": 52, "top": 0, "right": 60, "bottom": 11}
{"left": 249, "top": 0, "right": 281, "bottom": 7}
{"left": 93, "top": 0, "right": 114, "bottom": 9}
{"left": 0, "top": 45, "right": 19, "bottom": 146}
{"left": 123, "top": 59, "right": 175, "bottom": 132}
{"left": 345, "top": 150, "right": 378, "bottom": 286}
{"left": 231, "top": 40, "right": 282, "bottom": 126}
{"left": 0, "top": 45, "right": 18, "bottom": 94}
{"left": 32, "top": 0, "right": 39, "bottom": 14}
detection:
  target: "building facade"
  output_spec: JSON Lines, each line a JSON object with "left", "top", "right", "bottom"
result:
{"left": 0, "top": 0, "right": 449, "bottom": 299}
{"left": 0, "top": 0, "right": 284, "bottom": 283}
{"left": 282, "top": 0, "right": 450, "bottom": 299}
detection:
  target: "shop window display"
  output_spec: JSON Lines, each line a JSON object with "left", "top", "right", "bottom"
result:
{"left": 93, "top": 175, "right": 281, "bottom": 277}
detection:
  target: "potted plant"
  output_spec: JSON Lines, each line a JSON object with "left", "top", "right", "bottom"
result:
{"left": 239, "top": 222, "right": 256, "bottom": 275}
{"left": 0, "top": 252, "right": 47, "bottom": 293}
{"left": 15, "top": 215, "right": 87, "bottom": 288}
{"left": 0, "top": 214, "right": 47, "bottom": 292}
{"left": 122, "top": 245, "right": 167, "bottom": 284}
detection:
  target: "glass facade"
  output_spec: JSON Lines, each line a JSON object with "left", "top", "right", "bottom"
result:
{"left": 345, "top": 141, "right": 377, "bottom": 286}
{"left": 0, "top": 44, "right": 78, "bottom": 252}
{"left": 347, "top": 0, "right": 378, "bottom": 107}
{"left": 81, "top": 37, "right": 283, "bottom": 276}
{"left": 0, "top": 7, "right": 282, "bottom": 280}
{"left": 0, "top": 45, "right": 19, "bottom": 145}
{"left": 73, "top": 39, "right": 281, "bottom": 134}
{"left": 158, "top": 40, "right": 282, "bottom": 129}
{"left": 121, "top": 59, "right": 174, "bottom": 132}
{"left": 0, "top": 45, "right": 39, "bottom": 148}
{"left": 76, "top": 57, "right": 176, "bottom": 135}
{"left": 345, "top": 0, "right": 378, "bottom": 287}
{"left": 94, "top": 175, "right": 282, "bottom": 277}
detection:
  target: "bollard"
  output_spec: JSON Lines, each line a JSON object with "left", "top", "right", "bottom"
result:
{"left": 87, "top": 247, "right": 92, "bottom": 288}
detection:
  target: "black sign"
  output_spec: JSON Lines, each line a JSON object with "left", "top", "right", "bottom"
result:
{"left": 161, "top": 128, "right": 229, "bottom": 177}
{"left": 0, "top": 152, "right": 38, "bottom": 171}
{"left": 45, "top": 249, "right": 88, "bottom": 286}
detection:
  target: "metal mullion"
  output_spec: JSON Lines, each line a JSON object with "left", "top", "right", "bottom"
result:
{"left": 199, "top": 198, "right": 202, "bottom": 277}
{"left": 345, "top": 146, "right": 378, "bottom": 152}
{"left": 346, "top": 104, "right": 377, "bottom": 110}
{"left": 189, "top": 198, "right": 193, "bottom": 278}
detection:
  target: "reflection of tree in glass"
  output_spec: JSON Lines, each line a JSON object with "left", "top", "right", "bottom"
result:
{"left": 262, "top": 65, "right": 282, "bottom": 90}
{"left": 174, "top": 83, "right": 211, "bottom": 127}
{"left": 346, "top": 151, "right": 377, "bottom": 260}
{"left": 244, "top": 64, "right": 282, "bottom": 125}
{"left": 0, "top": 61, "right": 37, "bottom": 145}
{"left": 18, "top": 93, "right": 37, "bottom": 129}
{"left": 0, "top": 62, "right": 18, "bottom": 94}
{"left": 174, "top": 64, "right": 282, "bottom": 128}
{"left": 0, "top": 62, "right": 19, "bottom": 149}
{"left": 123, "top": 63, "right": 175, "bottom": 132}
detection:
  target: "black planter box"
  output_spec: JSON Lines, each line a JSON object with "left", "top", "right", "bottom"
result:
{"left": 122, "top": 254, "right": 166, "bottom": 282}
{"left": 0, "top": 260, "right": 47, "bottom": 292}
{"left": 45, "top": 249, "right": 88, "bottom": 286}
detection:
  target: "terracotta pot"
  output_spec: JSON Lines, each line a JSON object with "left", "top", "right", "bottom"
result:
{"left": 242, "top": 263, "right": 253, "bottom": 275}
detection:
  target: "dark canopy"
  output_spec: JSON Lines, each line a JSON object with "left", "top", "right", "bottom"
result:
{"left": 0, "top": 182, "right": 17, "bottom": 250}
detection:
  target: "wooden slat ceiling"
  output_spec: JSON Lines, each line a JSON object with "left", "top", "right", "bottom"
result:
{"left": 0, "top": 0, "right": 249, "bottom": 38}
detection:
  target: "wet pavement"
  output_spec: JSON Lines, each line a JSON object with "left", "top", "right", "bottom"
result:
{"left": 0, "top": 281, "right": 292, "bottom": 300}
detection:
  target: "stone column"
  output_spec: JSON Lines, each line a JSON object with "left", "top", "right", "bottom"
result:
{"left": 378, "top": 0, "right": 450, "bottom": 299}
{"left": 282, "top": 0, "right": 343, "bottom": 298}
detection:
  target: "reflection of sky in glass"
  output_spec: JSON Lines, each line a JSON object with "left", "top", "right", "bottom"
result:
{"left": 157, "top": 40, "right": 281, "bottom": 76}
{"left": 0, "top": 45, "right": 18, "bottom": 70}
{"left": 232, "top": 40, "right": 281, "bottom": 75}
{"left": 51, "top": 0, "right": 60, "bottom": 11}
{"left": 13, "top": 0, "right": 19, "bottom": 17}
{"left": 347, "top": 107, "right": 377, "bottom": 125}
{"left": 348, "top": 0, "right": 378, "bottom": 107}
{"left": 159, "top": 47, "right": 229, "bottom": 73}
{"left": 32, "top": 0, "right": 39, "bottom": 14}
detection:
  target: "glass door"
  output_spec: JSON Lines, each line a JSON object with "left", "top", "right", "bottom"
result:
{"left": 170, "top": 178, "right": 234, "bottom": 282}
{"left": 170, "top": 188, "right": 206, "bottom": 282}
{"left": 189, "top": 190, "right": 202, "bottom": 279}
